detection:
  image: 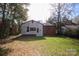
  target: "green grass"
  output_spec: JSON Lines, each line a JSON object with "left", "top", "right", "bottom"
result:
{"left": 1, "top": 36, "right": 79, "bottom": 56}
{"left": 14, "top": 36, "right": 79, "bottom": 56}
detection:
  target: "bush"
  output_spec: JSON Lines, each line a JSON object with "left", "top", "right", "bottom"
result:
{"left": 0, "top": 47, "right": 11, "bottom": 56}
{"left": 76, "top": 28, "right": 79, "bottom": 37}
{"left": 63, "top": 28, "right": 78, "bottom": 37}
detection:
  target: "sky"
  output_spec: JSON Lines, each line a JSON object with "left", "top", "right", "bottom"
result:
{"left": 73, "top": 4, "right": 79, "bottom": 16}
{"left": 27, "top": 3, "right": 79, "bottom": 23}
{"left": 28, "top": 3, "right": 51, "bottom": 23}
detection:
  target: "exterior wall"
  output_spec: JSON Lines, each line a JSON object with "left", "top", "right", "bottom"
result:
{"left": 21, "top": 21, "right": 43, "bottom": 36}
{"left": 43, "top": 26, "right": 56, "bottom": 36}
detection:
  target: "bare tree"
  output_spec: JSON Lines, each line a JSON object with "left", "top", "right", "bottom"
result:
{"left": 48, "top": 3, "right": 75, "bottom": 34}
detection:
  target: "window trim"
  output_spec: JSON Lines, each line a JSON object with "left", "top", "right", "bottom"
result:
{"left": 30, "top": 27, "right": 36, "bottom": 31}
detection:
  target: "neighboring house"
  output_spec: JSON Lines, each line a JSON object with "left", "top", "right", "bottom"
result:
{"left": 61, "top": 20, "right": 76, "bottom": 25}
{"left": 73, "top": 15, "right": 79, "bottom": 24}
{"left": 61, "top": 25, "right": 79, "bottom": 34}
{"left": 61, "top": 19, "right": 78, "bottom": 34}
{"left": 21, "top": 20, "right": 56, "bottom": 36}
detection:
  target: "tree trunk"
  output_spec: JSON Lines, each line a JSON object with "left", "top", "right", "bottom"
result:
{"left": 57, "top": 3, "right": 61, "bottom": 35}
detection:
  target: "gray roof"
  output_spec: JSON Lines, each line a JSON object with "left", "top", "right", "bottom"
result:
{"left": 62, "top": 25, "right": 79, "bottom": 31}
{"left": 21, "top": 20, "right": 43, "bottom": 25}
{"left": 22, "top": 20, "right": 55, "bottom": 26}
{"left": 43, "top": 23, "right": 54, "bottom": 26}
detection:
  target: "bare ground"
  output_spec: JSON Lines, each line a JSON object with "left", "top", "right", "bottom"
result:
{"left": 1, "top": 40, "right": 41, "bottom": 56}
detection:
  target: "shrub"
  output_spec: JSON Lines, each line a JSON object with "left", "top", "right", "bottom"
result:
{"left": 0, "top": 47, "right": 11, "bottom": 56}
{"left": 76, "top": 28, "right": 79, "bottom": 37}
{"left": 63, "top": 28, "right": 78, "bottom": 37}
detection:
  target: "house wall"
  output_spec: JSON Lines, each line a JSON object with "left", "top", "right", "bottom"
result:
{"left": 43, "top": 26, "right": 56, "bottom": 36}
{"left": 21, "top": 21, "right": 43, "bottom": 36}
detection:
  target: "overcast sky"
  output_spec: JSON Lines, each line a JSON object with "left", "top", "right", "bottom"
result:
{"left": 27, "top": 3, "right": 79, "bottom": 23}
{"left": 28, "top": 3, "right": 51, "bottom": 23}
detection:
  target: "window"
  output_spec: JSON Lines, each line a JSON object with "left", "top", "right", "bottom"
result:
{"left": 30, "top": 27, "right": 36, "bottom": 31}
{"left": 37, "top": 28, "right": 39, "bottom": 33}
{"left": 27, "top": 26, "right": 29, "bottom": 32}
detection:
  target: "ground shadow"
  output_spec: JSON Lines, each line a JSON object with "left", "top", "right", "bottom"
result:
{"left": 0, "top": 47, "right": 11, "bottom": 56}
{"left": 14, "top": 35, "right": 46, "bottom": 42}
{"left": 0, "top": 35, "right": 46, "bottom": 44}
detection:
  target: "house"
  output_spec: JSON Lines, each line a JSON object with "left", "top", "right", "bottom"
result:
{"left": 43, "top": 23, "right": 56, "bottom": 36}
{"left": 61, "top": 25, "right": 79, "bottom": 35}
{"left": 73, "top": 15, "right": 79, "bottom": 24}
{"left": 61, "top": 19, "right": 77, "bottom": 26}
{"left": 21, "top": 20, "right": 56, "bottom": 36}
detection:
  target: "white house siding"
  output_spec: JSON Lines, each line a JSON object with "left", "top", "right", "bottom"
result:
{"left": 21, "top": 20, "right": 43, "bottom": 36}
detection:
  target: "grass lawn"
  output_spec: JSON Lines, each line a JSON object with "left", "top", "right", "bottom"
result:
{"left": 1, "top": 36, "right": 79, "bottom": 56}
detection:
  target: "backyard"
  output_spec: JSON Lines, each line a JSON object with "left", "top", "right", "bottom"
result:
{"left": 0, "top": 36, "right": 79, "bottom": 56}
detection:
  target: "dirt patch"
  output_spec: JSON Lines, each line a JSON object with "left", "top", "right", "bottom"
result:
{"left": 1, "top": 41, "right": 41, "bottom": 56}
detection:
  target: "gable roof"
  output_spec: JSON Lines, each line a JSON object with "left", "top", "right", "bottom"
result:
{"left": 22, "top": 20, "right": 55, "bottom": 26}
{"left": 21, "top": 20, "right": 43, "bottom": 25}
{"left": 62, "top": 25, "right": 79, "bottom": 31}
